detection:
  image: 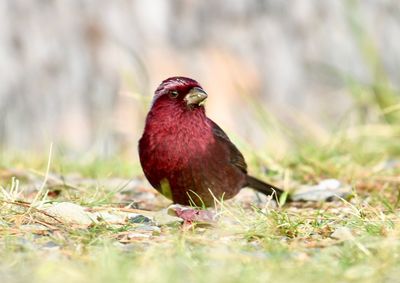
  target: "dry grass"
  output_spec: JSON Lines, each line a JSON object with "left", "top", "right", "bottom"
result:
{"left": 1, "top": 116, "right": 399, "bottom": 283}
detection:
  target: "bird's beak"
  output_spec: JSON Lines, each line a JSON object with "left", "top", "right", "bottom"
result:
{"left": 184, "top": 87, "right": 208, "bottom": 106}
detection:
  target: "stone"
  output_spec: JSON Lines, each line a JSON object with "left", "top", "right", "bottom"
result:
{"left": 134, "top": 225, "right": 161, "bottom": 233}
{"left": 44, "top": 202, "right": 93, "bottom": 225}
{"left": 291, "top": 179, "right": 352, "bottom": 201}
{"left": 127, "top": 233, "right": 151, "bottom": 239}
{"left": 41, "top": 241, "right": 61, "bottom": 251}
{"left": 153, "top": 209, "right": 183, "bottom": 226}
{"left": 128, "top": 214, "right": 153, "bottom": 224}
{"left": 19, "top": 224, "right": 49, "bottom": 232}
{"left": 331, "top": 226, "right": 353, "bottom": 241}
{"left": 92, "top": 211, "right": 125, "bottom": 224}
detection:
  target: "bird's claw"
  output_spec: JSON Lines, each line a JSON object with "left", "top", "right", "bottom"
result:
{"left": 167, "top": 205, "right": 217, "bottom": 227}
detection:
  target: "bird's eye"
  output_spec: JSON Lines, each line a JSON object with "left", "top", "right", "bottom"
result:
{"left": 169, "top": 91, "right": 179, "bottom": 98}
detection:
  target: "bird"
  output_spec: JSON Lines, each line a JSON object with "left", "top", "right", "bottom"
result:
{"left": 138, "top": 77, "right": 284, "bottom": 207}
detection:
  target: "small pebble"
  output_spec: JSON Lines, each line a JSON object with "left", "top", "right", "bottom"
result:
{"left": 331, "top": 227, "right": 353, "bottom": 241}
{"left": 41, "top": 241, "right": 60, "bottom": 251}
{"left": 135, "top": 225, "right": 161, "bottom": 233}
{"left": 129, "top": 214, "right": 153, "bottom": 224}
{"left": 291, "top": 179, "right": 352, "bottom": 201}
{"left": 127, "top": 233, "right": 151, "bottom": 239}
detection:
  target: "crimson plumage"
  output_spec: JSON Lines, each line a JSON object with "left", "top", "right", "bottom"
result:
{"left": 139, "top": 77, "right": 283, "bottom": 206}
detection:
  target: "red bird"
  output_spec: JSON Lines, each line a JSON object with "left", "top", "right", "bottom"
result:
{"left": 139, "top": 77, "right": 283, "bottom": 206}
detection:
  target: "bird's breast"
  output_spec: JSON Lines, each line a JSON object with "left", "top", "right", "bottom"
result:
{"left": 139, "top": 113, "right": 215, "bottom": 174}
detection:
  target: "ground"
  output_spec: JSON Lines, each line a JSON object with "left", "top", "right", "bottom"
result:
{"left": 0, "top": 123, "right": 399, "bottom": 283}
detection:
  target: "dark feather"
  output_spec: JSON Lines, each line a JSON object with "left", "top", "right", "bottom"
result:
{"left": 210, "top": 120, "right": 248, "bottom": 174}
{"left": 246, "top": 175, "right": 284, "bottom": 199}
{"left": 211, "top": 119, "right": 284, "bottom": 200}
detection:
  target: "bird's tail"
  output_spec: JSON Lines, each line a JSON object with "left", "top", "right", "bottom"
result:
{"left": 246, "top": 175, "right": 285, "bottom": 201}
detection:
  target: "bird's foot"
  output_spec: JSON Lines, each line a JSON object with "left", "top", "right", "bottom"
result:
{"left": 167, "top": 204, "right": 217, "bottom": 228}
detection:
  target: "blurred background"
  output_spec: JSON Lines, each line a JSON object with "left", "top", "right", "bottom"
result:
{"left": 0, "top": 0, "right": 399, "bottom": 162}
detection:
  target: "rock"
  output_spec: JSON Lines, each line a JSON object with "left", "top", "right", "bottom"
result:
{"left": 331, "top": 226, "right": 353, "bottom": 241}
{"left": 92, "top": 211, "right": 125, "bottom": 224}
{"left": 134, "top": 225, "right": 161, "bottom": 233}
{"left": 114, "top": 242, "right": 137, "bottom": 251}
{"left": 44, "top": 202, "right": 93, "bottom": 225}
{"left": 229, "top": 188, "right": 278, "bottom": 208}
{"left": 128, "top": 214, "right": 153, "bottom": 224}
{"left": 153, "top": 209, "right": 183, "bottom": 226}
{"left": 20, "top": 224, "right": 49, "bottom": 232}
{"left": 291, "top": 179, "right": 352, "bottom": 201}
{"left": 127, "top": 233, "right": 151, "bottom": 239}
{"left": 41, "top": 241, "right": 60, "bottom": 251}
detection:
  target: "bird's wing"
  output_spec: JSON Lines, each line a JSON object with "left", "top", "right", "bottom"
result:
{"left": 209, "top": 119, "right": 248, "bottom": 174}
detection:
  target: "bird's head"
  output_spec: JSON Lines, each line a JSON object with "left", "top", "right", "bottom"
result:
{"left": 152, "top": 77, "right": 208, "bottom": 110}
